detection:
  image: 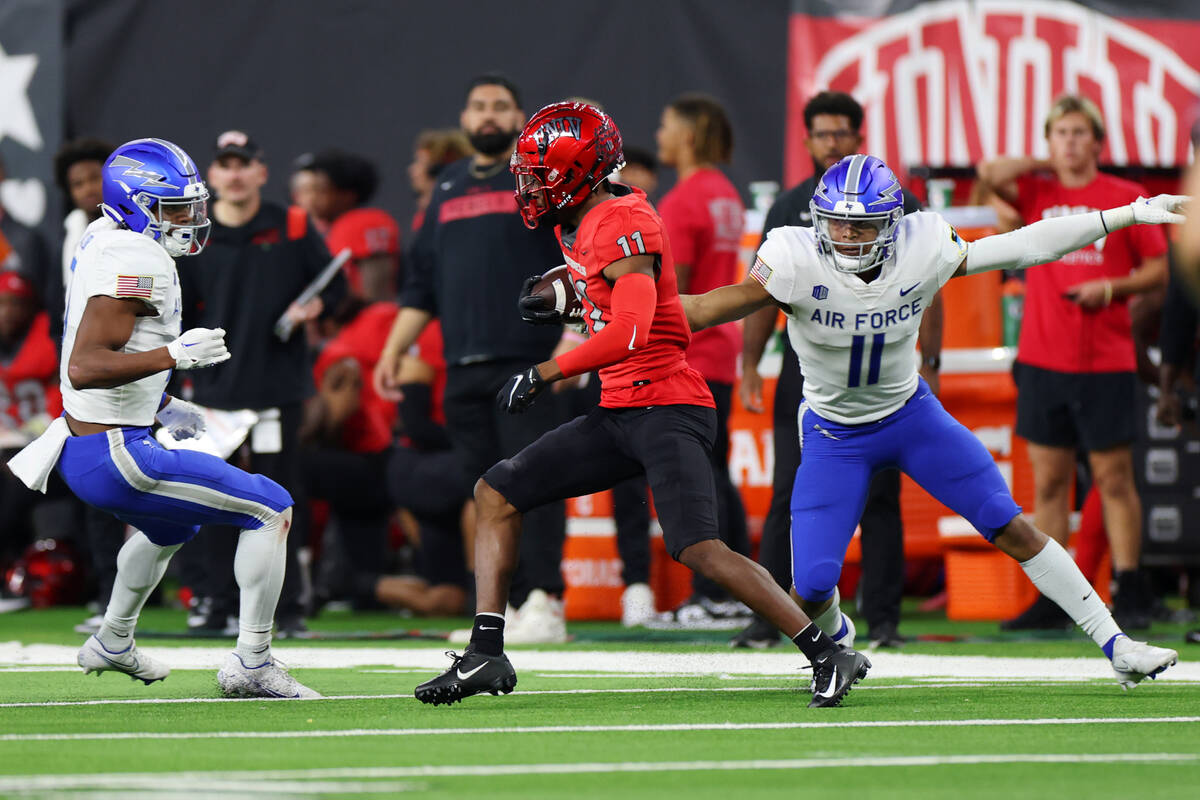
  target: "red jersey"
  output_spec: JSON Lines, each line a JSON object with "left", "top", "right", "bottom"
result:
{"left": 658, "top": 167, "right": 745, "bottom": 384}
{"left": 0, "top": 312, "right": 62, "bottom": 429}
{"left": 1014, "top": 172, "right": 1167, "bottom": 373}
{"left": 313, "top": 302, "right": 399, "bottom": 453}
{"left": 556, "top": 186, "right": 713, "bottom": 409}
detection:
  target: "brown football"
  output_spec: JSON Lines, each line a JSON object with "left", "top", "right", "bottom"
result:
{"left": 530, "top": 265, "right": 583, "bottom": 318}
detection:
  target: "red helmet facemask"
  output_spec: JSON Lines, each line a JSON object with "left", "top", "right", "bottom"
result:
{"left": 511, "top": 101, "right": 625, "bottom": 229}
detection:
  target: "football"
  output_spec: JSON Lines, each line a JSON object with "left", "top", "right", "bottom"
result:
{"left": 529, "top": 265, "right": 583, "bottom": 319}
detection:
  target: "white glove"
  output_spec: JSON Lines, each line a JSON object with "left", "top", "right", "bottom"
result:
{"left": 167, "top": 327, "right": 230, "bottom": 370}
{"left": 1132, "top": 194, "right": 1189, "bottom": 225}
{"left": 156, "top": 397, "right": 206, "bottom": 440}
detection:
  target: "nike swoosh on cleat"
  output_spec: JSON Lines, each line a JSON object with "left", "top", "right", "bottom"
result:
{"left": 456, "top": 663, "right": 487, "bottom": 680}
{"left": 899, "top": 283, "right": 921, "bottom": 296}
{"left": 817, "top": 667, "right": 840, "bottom": 698}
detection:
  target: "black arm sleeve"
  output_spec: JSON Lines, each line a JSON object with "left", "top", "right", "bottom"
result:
{"left": 1159, "top": 254, "right": 1198, "bottom": 369}
{"left": 396, "top": 382, "right": 451, "bottom": 451}
{"left": 401, "top": 199, "right": 439, "bottom": 314}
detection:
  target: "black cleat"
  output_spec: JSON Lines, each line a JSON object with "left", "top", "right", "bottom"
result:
{"left": 415, "top": 647, "right": 517, "bottom": 706}
{"left": 807, "top": 647, "right": 871, "bottom": 708}
{"left": 867, "top": 621, "right": 906, "bottom": 650}
{"left": 730, "top": 615, "right": 783, "bottom": 649}
{"left": 1000, "top": 594, "right": 1073, "bottom": 631}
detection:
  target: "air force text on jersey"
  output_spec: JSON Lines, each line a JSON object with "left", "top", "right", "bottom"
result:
{"left": 809, "top": 296, "right": 924, "bottom": 331}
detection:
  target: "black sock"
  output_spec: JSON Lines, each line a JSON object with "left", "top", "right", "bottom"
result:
{"left": 470, "top": 612, "right": 505, "bottom": 656}
{"left": 792, "top": 622, "right": 838, "bottom": 660}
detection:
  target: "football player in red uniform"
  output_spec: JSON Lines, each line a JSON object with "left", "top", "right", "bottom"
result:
{"left": 415, "top": 102, "right": 871, "bottom": 709}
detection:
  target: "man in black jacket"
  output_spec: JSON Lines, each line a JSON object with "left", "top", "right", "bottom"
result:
{"left": 178, "top": 130, "right": 345, "bottom": 635}
{"left": 374, "top": 74, "right": 569, "bottom": 643}
{"left": 732, "top": 92, "right": 943, "bottom": 649}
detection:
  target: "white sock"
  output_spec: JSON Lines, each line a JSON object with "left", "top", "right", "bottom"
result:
{"left": 96, "top": 532, "right": 180, "bottom": 652}
{"left": 234, "top": 508, "right": 291, "bottom": 667}
{"left": 1018, "top": 537, "right": 1121, "bottom": 653}
{"left": 811, "top": 587, "right": 848, "bottom": 639}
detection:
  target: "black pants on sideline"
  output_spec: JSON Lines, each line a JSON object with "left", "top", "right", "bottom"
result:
{"left": 187, "top": 403, "right": 309, "bottom": 620}
{"left": 85, "top": 504, "right": 125, "bottom": 608}
{"left": 758, "top": 340, "right": 906, "bottom": 633}
{"left": 444, "top": 360, "right": 567, "bottom": 606}
{"left": 302, "top": 446, "right": 393, "bottom": 603}
{"left": 691, "top": 380, "right": 751, "bottom": 600}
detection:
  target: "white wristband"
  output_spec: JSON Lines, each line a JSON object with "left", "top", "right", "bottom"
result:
{"left": 1099, "top": 205, "right": 1135, "bottom": 233}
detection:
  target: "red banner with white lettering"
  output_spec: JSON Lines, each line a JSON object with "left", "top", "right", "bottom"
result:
{"left": 787, "top": 0, "right": 1200, "bottom": 186}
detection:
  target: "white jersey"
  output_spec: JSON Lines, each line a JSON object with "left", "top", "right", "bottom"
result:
{"left": 752, "top": 210, "right": 967, "bottom": 424}
{"left": 61, "top": 218, "right": 182, "bottom": 426}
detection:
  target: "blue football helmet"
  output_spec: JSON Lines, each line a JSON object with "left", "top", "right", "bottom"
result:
{"left": 100, "top": 138, "right": 211, "bottom": 257}
{"left": 810, "top": 154, "right": 903, "bottom": 273}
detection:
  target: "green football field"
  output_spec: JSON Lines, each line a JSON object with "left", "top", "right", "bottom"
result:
{"left": 1, "top": 606, "right": 1196, "bottom": 798}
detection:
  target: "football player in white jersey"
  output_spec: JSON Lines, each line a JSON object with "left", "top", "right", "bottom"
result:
{"left": 683, "top": 154, "right": 1185, "bottom": 688}
{"left": 8, "top": 138, "right": 317, "bottom": 698}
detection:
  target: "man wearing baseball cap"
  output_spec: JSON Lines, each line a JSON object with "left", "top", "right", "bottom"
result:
{"left": 175, "top": 130, "right": 346, "bottom": 636}
{"left": 326, "top": 207, "right": 400, "bottom": 303}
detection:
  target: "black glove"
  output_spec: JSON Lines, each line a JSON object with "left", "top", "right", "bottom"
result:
{"left": 518, "top": 274, "right": 564, "bottom": 325}
{"left": 497, "top": 366, "right": 547, "bottom": 414}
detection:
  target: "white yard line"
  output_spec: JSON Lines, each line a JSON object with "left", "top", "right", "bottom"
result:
{"left": 1, "top": 716, "right": 1197, "bottom": 742}
{"left": 0, "top": 680, "right": 1170, "bottom": 709}
{"left": 0, "top": 753, "right": 1194, "bottom": 790}
{"left": 1, "top": 642, "right": 1196, "bottom": 681}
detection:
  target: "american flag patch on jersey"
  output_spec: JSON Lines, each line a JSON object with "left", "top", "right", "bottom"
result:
{"left": 115, "top": 275, "right": 154, "bottom": 298}
{"left": 749, "top": 256, "right": 773, "bottom": 286}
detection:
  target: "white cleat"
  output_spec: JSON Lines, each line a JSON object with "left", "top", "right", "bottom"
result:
{"left": 77, "top": 635, "right": 169, "bottom": 685}
{"left": 1111, "top": 636, "right": 1179, "bottom": 690}
{"left": 621, "top": 582, "right": 657, "bottom": 627}
{"left": 505, "top": 589, "right": 568, "bottom": 644}
{"left": 217, "top": 653, "right": 322, "bottom": 699}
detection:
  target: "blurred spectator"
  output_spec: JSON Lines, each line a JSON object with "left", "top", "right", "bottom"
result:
{"left": 407, "top": 129, "right": 472, "bottom": 231}
{"left": 304, "top": 297, "right": 473, "bottom": 616}
{"left": 0, "top": 154, "right": 59, "bottom": 339}
{"left": 653, "top": 93, "right": 752, "bottom": 627}
{"left": 0, "top": 271, "right": 66, "bottom": 565}
{"left": 379, "top": 319, "right": 475, "bottom": 614}
{"left": 732, "top": 90, "right": 935, "bottom": 649}
{"left": 978, "top": 94, "right": 1168, "bottom": 631}
{"left": 307, "top": 149, "right": 380, "bottom": 233}
{"left": 327, "top": 208, "right": 401, "bottom": 303}
{"left": 373, "top": 73, "right": 569, "bottom": 642}
{"left": 52, "top": 136, "right": 126, "bottom": 633}
{"left": 178, "top": 129, "right": 346, "bottom": 636}
{"left": 289, "top": 153, "right": 322, "bottom": 230}
{"left": 53, "top": 138, "right": 113, "bottom": 292}
{"left": 615, "top": 146, "right": 659, "bottom": 197}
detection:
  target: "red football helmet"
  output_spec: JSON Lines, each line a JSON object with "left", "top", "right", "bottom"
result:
{"left": 4, "top": 538, "right": 86, "bottom": 608}
{"left": 510, "top": 101, "right": 625, "bottom": 229}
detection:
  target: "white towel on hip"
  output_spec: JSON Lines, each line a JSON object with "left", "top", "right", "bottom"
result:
{"left": 6, "top": 416, "right": 70, "bottom": 493}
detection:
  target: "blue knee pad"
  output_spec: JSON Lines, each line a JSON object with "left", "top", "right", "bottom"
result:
{"left": 972, "top": 490, "right": 1022, "bottom": 542}
{"left": 794, "top": 558, "right": 842, "bottom": 604}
